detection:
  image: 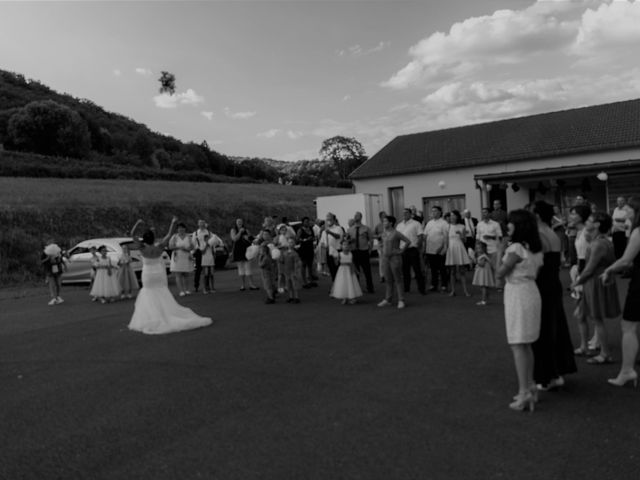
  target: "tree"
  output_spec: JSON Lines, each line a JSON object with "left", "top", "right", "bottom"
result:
{"left": 158, "top": 71, "right": 176, "bottom": 95}
{"left": 6, "top": 100, "right": 91, "bottom": 158}
{"left": 318, "top": 136, "right": 367, "bottom": 181}
{"left": 131, "top": 130, "right": 155, "bottom": 164}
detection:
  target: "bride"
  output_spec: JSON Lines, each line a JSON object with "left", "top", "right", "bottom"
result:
{"left": 128, "top": 217, "right": 212, "bottom": 334}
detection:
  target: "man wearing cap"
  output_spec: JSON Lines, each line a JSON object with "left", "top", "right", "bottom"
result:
{"left": 396, "top": 207, "right": 426, "bottom": 294}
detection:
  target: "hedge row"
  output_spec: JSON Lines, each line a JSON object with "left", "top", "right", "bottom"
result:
{"left": 0, "top": 151, "right": 257, "bottom": 184}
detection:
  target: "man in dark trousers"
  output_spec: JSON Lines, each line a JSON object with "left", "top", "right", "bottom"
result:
{"left": 462, "top": 209, "right": 478, "bottom": 252}
{"left": 396, "top": 208, "right": 426, "bottom": 295}
{"left": 348, "top": 211, "right": 374, "bottom": 293}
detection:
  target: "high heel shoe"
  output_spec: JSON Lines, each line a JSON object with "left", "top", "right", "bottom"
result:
{"left": 607, "top": 371, "right": 638, "bottom": 388}
{"left": 538, "top": 376, "right": 565, "bottom": 391}
{"left": 509, "top": 391, "right": 535, "bottom": 412}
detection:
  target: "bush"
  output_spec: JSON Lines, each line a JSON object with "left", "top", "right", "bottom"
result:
{"left": 6, "top": 100, "right": 91, "bottom": 158}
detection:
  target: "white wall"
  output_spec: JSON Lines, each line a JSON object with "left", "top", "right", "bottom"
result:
{"left": 353, "top": 148, "right": 640, "bottom": 218}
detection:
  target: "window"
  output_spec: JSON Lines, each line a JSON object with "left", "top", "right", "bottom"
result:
{"left": 422, "top": 195, "right": 466, "bottom": 217}
{"left": 388, "top": 187, "right": 405, "bottom": 219}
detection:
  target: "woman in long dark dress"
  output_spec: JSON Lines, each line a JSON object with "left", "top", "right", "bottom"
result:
{"left": 532, "top": 201, "right": 577, "bottom": 390}
{"left": 601, "top": 197, "right": 640, "bottom": 387}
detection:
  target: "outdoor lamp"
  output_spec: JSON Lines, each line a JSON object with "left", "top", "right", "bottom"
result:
{"left": 438, "top": 180, "right": 446, "bottom": 188}
{"left": 597, "top": 171, "right": 608, "bottom": 181}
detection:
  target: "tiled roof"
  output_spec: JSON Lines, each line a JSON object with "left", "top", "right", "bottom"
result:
{"left": 350, "top": 99, "right": 640, "bottom": 180}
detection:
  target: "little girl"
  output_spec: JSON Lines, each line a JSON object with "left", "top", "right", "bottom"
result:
{"left": 117, "top": 244, "right": 139, "bottom": 299}
{"left": 279, "top": 236, "right": 303, "bottom": 303}
{"left": 472, "top": 241, "right": 495, "bottom": 306}
{"left": 330, "top": 239, "right": 363, "bottom": 305}
{"left": 90, "top": 245, "right": 121, "bottom": 303}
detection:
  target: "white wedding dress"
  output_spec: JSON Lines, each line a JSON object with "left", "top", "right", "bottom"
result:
{"left": 128, "top": 256, "right": 212, "bottom": 334}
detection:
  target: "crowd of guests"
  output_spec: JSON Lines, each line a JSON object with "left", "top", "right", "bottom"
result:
{"left": 41, "top": 194, "right": 640, "bottom": 410}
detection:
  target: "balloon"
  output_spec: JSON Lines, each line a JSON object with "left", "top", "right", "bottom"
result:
{"left": 245, "top": 245, "right": 259, "bottom": 260}
{"left": 44, "top": 243, "right": 61, "bottom": 256}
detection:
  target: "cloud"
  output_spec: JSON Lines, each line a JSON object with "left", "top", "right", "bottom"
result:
{"left": 135, "top": 67, "right": 153, "bottom": 76}
{"left": 258, "top": 129, "right": 280, "bottom": 139}
{"left": 201, "top": 111, "right": 214, "bottom": 121}
{"left": 382, "top": 1, "right": 602, "bottom": 90}
{"left": 286, "top": 130, "right": 303, "bottom": 140}
{"left": 257, "top": 129, "right": 304, "bottom": 140}
{"left": 338, "top": 41, "right": 390, "bottom": 57}
{"left": 153, "top": 88, "right": 205, "bottom": 109}
{"left": 572, "top": 0, "right": 640, "bottom": 64}
{"left": 224, "top": 107, "right": 256, "bottom": 120}
{"left": 113, "top": 69, "right": 122, "bottom": 77}
{"left": 372, "top": 0, "right": 640, "bottom": 148}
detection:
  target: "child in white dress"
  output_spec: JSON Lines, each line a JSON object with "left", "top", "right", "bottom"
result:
{"left": 201, "top": 233, "right": 222, "bottom": 293}
{"left": 330, "top": 240, "right": 363, "bottom": 304}
{"left": 472, "top": 241, "right": 495, "bottom": 306}
{"left": 90, "top": 245, "right": 121, "bottom": 303}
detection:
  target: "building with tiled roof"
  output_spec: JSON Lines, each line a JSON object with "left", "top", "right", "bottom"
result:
{"left": 350, "top": 99, "right": 640, "bottom": 219}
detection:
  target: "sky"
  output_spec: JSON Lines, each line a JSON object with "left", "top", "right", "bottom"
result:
{"left": 1, "top": 0, "right": 639, "bottom": 161}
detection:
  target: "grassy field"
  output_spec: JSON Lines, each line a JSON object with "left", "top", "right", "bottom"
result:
{"left": 0, "top": 177, "right": 343, "bottom": 209}
{"left": 0, "top": 177, "right": 345, "bottom": 285}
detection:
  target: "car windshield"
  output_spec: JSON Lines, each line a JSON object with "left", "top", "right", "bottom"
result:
{"left": 69, "top": 244, "right": 117, "bottom": 256}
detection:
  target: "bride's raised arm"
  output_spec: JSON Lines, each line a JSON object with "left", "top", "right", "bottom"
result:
{"left": 129, "top": 219, "right": 145, "bottom": 249}
{"left": 130, "top": 219, "right": 144, "bottom": 238}
{"left": 158, "top": 216, "right": 179, "bottom": 247}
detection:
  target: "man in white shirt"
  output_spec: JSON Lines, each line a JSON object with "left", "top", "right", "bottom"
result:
{"left": 396, "top": 208, "right": 425, "bottom": 294}
{"left": 612, "top": 196, "right": 631, "bottom": 259}
{"left": 476, "top": 207, "right": 503, "bottom": 287}
{"left": 423, "top": 206, "right": 449, "bottom": 292}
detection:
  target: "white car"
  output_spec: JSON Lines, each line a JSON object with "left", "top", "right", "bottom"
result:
{"left": 61, "top": 237, "right": 170, "bottom": 284}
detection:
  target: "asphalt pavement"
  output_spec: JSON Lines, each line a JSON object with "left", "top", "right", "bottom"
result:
{"left": 0, "top": 269, "right": 638, "bottom": 480}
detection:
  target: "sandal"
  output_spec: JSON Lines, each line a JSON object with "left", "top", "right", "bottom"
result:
{"left": 574, "top": 347, "right": 590, "bottom": 357}
{"left": 586, "top": 355, "right": 613, "bottom": 365}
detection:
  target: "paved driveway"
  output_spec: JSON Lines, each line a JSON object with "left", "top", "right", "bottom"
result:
{"left": 0, "top": 269, "right": 637, "bottom": 479}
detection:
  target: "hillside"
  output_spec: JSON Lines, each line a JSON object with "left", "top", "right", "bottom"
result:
{"left": 0, "top": 69, "right": 352, "bottom": 186}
